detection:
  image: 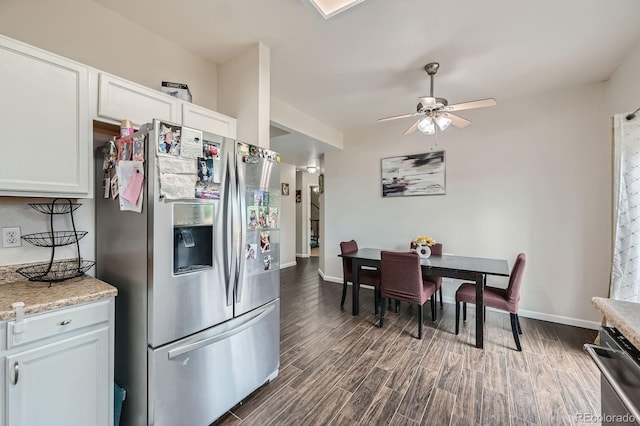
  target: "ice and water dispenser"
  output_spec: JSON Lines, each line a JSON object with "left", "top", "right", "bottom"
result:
{"left": 173, "top": 203, "right": 214, "bottom": 274}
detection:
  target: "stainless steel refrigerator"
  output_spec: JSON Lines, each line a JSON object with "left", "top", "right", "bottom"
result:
{"left": 95, "top": 119, "right": 280, "bottom": 426}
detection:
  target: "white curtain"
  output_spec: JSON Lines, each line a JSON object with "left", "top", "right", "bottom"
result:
{"left": 611, "top": 113, "right": 640, "bottom": 302}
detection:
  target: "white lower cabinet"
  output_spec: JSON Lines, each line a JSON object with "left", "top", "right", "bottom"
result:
{"left": 6, "top": 328, "right": 109, "bottom": 426}
{"left": 0, "top": 299, "right": 114, "bottom": 426}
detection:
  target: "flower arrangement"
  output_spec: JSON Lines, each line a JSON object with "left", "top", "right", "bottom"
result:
{"left": 411, "top": 235, "right": 436, "bottom": 249}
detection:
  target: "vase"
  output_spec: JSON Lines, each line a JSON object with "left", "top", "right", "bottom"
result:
{"left": 416, "top": 245, "right": 431, "bottom": 259}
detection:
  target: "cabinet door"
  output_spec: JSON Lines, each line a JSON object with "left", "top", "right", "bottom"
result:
{"left": 182, "top": 103, "right": 237, "bottom": 138}
{"left": 0, "top": 35, "right": 90, "bottom": 197}
{"left": 98, "top": 73, "right": 180, "bottom": 127}
{"left": 5, "top": 327, "right": 110, "bottom": 426}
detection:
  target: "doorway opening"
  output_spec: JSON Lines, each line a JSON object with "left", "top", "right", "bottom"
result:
{"left": 310, "top": 185, "right": 320, "bottom": 257}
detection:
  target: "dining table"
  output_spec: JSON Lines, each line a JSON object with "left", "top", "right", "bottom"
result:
{"left": 338, "top": 248, "right": 510, "bottom": 348}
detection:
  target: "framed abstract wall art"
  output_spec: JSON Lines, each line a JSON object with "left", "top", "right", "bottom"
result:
{"left": 381, "top": 150, "right": 445, "bottom": 197}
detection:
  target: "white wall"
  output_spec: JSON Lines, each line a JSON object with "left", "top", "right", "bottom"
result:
{"left": 271, "top": 97, "right": 344, "bottom": 149}
{"left": 323, "top": 82, "right": 611, "bottom": 327}
{"left": 607, "top": 38, "right": 640, "bottom": 116}
{"left": 218, "top": 43, "right": 270, "bottom": 147}
{"left": 0, "top": 0, "right": 218, "bottom": 110}
{"left": 279, "top": 163, "right": 297, "bottom": 268}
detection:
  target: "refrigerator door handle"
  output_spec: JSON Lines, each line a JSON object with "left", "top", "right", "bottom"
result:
{"left": 167, "top": 303, "right": 276, "bottom": 359}
{"left": 225, "top": 151, "right": 237, "bottom": 307}
{"left": 235, "top": 153, "right": 247, "bottom": 303}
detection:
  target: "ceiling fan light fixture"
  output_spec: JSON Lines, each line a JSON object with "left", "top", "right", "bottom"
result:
{"left": 422, "top": 97, "right": 437, "bottom": 108}
{"left": 306, "top": 165, "right": 318, "bottom": 173}
{"left": 436, "top": 114, "right": 452, "bottom": 131}
{"left": 417, "top": 117, "right": 435, "bottom": 135}
{"left": 375, "top": 62, "right": 497, "bottom": 136}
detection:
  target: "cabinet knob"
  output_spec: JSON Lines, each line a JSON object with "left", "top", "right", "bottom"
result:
{"left": 60, "top": 319, "right": 72, "bottom": 326}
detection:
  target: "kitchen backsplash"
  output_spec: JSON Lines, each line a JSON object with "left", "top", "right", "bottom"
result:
{"left": 0, "top": 198, "right": 95, "bottom": 268}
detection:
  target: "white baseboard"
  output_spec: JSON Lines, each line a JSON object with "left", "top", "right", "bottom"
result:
{"left": 318, "top": 269, "right": 328, "bottom": 281}
{"left": 280, "top": 261, "right": 297, "bottom": 269}
{"left": 516, "top": 308, "right": 600, "bottom": 330}
{"left": 319, "top": 271, "right": 599, "bottom": 330}
{"left": 441, "top": 296, "right": 599, "bottom": 330}
{"left": 296, "top": 253, "right": 310, "bottom": 258}
{"left": 320, "top": 271, "right": 342, "bottom": 284}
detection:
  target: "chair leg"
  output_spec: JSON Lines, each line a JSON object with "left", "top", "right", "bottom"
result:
{"left": 439, "top": 288, "right": 443, "bottom": 307}
{"left": 510, "top": 313, "right": 522, "bottom": 351}
{"left": 379, "top": 297, "right": 386, "bottom": 328}
{"left": 455, "top": 302, "right": 460, "bottom": 335}
{"left": 431, "top": 294, "right": 436, "bottom": 321}
{"left": 484, "top": 306, "right": 486, "bottom": 321}
{"left": 463, "top": 302, "right": 467, "bottom": 321}
{"left": 374, "top": 287, "right": 379, "bottom": 314}
{"left": 418, "top": 304, "right": 423, "bottom": 339}
{"left": 516, "top": 314, "right": 523, "bottom": 335}
{"left": 395, "top": 300, "right": 400, "bottom": 314}
{"left": 341, "top": 280, "right": 348, "bottom": 307}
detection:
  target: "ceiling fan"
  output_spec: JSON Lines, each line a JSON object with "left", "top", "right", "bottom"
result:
{"left": 377, "top": 62, "right": 497, "bottom": 135}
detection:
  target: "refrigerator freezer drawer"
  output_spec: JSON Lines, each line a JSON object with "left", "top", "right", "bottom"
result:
{"left": 148, "top": 299, "right": 280, "bottom": 426}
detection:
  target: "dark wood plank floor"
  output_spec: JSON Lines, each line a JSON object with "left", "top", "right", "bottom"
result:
{"left": 216, "top": 257, "right": 600, "bottom": 426}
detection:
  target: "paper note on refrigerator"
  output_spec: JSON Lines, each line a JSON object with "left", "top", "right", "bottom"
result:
{"left": 122, "top": 168, "right": 144, "bottom": 205}
{"left": 157, "top": 153, "right": 198, "bottom": 200}
{"left": 157, "top": 155, "right": 196, "bottom": 174}
{"left": 159, "top": 173, "right": 197, "bottom": 200}
{"left": 116, "top": 161, "right": 144, "bottom": 212}
{"left": 180, "top": 126, "right": 204, "bottom": 159}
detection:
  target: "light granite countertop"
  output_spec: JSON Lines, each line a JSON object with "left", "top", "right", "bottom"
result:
{"left": 0, "top": 263, "right": 117, "bottom": 321}
{"left": 592, "top": 296, "right": 640, "bottom": 349}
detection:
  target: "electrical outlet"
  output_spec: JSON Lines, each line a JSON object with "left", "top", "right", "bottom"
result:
{"left": 2, "top": 227, "right": 21, "bottom": 248}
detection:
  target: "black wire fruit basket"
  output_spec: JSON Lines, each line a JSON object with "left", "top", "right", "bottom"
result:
{"left": 16, "top": 259, "right": 95, "bottom": 282}
{"left": 16, "top": 198, "right": 95, "bottom": 285}
{"left": 28, "top": 202, "right": 82, "bottom": 215}
{"left": 21, "top": 231, "right": 88, "bottom": 247}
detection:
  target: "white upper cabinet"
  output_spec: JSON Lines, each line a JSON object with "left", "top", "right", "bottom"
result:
{"left": 97, "top": 73, "right": 180, "bottom": 127}
{"left": 182, "top": 102, "right": 237, "bottom": 139}
{"left": 0, "top": 35, "right": 91, "bottom": 197}
{"left": 98, "top": 73, "right": 237, "bottom": 139}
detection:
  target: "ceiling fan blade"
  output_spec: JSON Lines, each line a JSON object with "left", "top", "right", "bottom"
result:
{"left": 403, "top": 119, "right": 420, "bottom": 135}
{"left": 377, "top": 113, "right": 417, "bottom": 122}
{"left": 447, "top": 113, "right": 471, "bottom": 128}
{"left": 446, "top": 98, "right": 496, "bottom": 112}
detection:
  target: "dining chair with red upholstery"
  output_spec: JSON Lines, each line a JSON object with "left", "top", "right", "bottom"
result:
{"left": 426, "top": 243, "right": 444, "bottom": 309}
{"left": 455, "top": 253, "right": 526, "bottom": 351}
{"left": 380, "top": 251, "right": 437, "bottom": 339}
{"left": 396, "top": 242, "right": 444, "bottom": 317}
{"left": 340, "top": 240, "right": 381, "bottom": 311}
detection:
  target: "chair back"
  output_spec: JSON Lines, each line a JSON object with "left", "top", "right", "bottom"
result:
{"left": 340, "top": 240, "right": 359, "bottom": 281}
{"left": 506, "top": 253, "right": 526, "bottom": 307}
{"left": 380, "top": 251, "right": 425, "bottom": 304}
{"left": 430, "top": 243, "right": 443, "bottom": 256}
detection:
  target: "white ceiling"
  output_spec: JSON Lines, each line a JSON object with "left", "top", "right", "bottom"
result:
{"left": 94, "top": 0, "right": 640, "bottom": 166}
{"left": 269, "top": 123, "right": 340, "bottom": 169}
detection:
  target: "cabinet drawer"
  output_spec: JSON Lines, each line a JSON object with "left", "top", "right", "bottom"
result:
{"left": 6, "top": 300, "right": 110, "bottom": 350}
